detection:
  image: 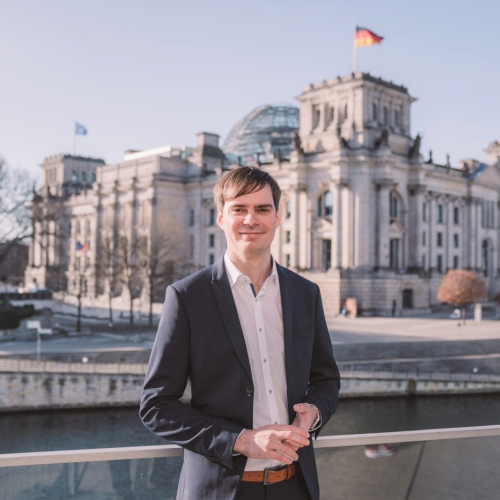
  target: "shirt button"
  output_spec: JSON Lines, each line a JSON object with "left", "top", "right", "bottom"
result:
{"left": 245, "top": 388, "right": 253, "bottom": 397}
{"left": 269, "top": 390, "right": 272, "bottom": 394}
{"left": 263, "top": 359, "right": 267, "bottom": 363}
{"left": 259, "top": 328, "right": 262, "bottom": 332}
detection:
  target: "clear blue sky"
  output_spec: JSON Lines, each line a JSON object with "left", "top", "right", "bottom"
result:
{"left": 1, "top": 0, "right": 498, "bottom": 178}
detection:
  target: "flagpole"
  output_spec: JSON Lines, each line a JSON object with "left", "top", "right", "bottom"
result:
{"left": 353, "top": 24, "right": 357, "bottom": 73}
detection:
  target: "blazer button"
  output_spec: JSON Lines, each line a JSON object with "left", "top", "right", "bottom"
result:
{"left": 245, "top": 388, "right": 253, "bottom": 397}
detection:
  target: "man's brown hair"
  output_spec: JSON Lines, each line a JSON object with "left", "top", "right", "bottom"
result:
{"left": 213, "top": 166, "right": 281, "bottom": 212}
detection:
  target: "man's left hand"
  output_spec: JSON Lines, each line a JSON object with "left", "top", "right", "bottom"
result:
{"left": 283, "top": 403, "right": 318, "bottom": 451}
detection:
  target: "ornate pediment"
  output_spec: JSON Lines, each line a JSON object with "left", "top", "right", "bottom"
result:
{"left": 389, "top": 219, "right": 406, "bottom": 237}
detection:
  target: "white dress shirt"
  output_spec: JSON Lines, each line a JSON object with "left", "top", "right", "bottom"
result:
{"left": 224, "top": 253, "right": 289, "bottom": 471}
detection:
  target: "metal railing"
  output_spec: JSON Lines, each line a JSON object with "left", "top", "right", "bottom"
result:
{"left": 1, "top": 425, "right": 500, "bottom": 468}
{"left": 337, "top": 365, "right": 500, "bottom": 383}
{"left": 0, "top": 357, "right": 147, "bottom": 375}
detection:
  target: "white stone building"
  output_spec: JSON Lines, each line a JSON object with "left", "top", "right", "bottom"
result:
{"left": 25, "top": 72, "right": 500, "bottom": 317}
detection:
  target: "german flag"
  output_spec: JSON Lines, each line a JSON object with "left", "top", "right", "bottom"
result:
{"left": 354, "top": 26, "right": 384, "bottom": 48}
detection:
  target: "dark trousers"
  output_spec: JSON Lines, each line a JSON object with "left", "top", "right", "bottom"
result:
{"left": 235, "top": 474, "right": 311, "bottom": 500}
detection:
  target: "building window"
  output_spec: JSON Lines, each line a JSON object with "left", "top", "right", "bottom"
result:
{"left": 372, "top": 102, "right": 377, "bottom": 121}
{"left": 422, "top": 231, "right": 426, "bottom": 246}
{"left": 71, "top": 170, "right": 78, "bottom": 182}
{"left": 189, "top": 235, "right": 194, "bottom": 259}
{"left": 322, "top": 239, "right": 331, "bottom": 272}
{"left": 327, "top": 105, "right": 334, "bottom": 124}
{"left": 453, "top": 234, "right": 459, "bottom": 248}
{"left": 453, "top": 256, "right": 459, "bottom": 269}
{"left": 208, "top": 254, "right": 214, "bottom": 266}
{"left": 483, "top": 200, "right": 495, "bottom": 228}
{"left": 285, "top": 201, "right": 291, "bottom": 219}
{"left": 394, "top": 110, "right": 399, "bottom": 127}
{"left": 437, "top": 204, "right": 444, "bottom": 223}
{"left": 402, "top": 289, "right": 413, "bottom": 309}
{"left": 82, "top": 171, "right": 87, "bottom": 183}
{"left": 312, "top": 105, "right": 321, "bottom": 129}
{"left": 390, "top": 239, "right": 399, "bottom": 270}
{"left": 437, "top": 255, "right": 443, "bottom": 273}
{"left": 208, "top": 234, "right": 215, "bottom": 248}
{"left": 318, "top": 191, "right": 333, "bottom": 216}
{"left": 208, "top": 208, "right": 215, "bottom": 226}
{"left": 91, "top": 172, "right": 96, "bottom": 183}
{"left": 389, "top": 192, "right": 398, "bottom": 218}
{"left": 437, "top": 232, "right": 443, "bottom": 247}
{"left": 285, "top": 254, "right": 291, "bottom": 268}
{"left": 422, "top": 202, "right": 427, "bottom": 221}
{"left": 189, "top": 209, "right": 195, "bottom": 227}
{"left": 344, "top": 103, "right": 348, "bottom": 120}
{"left": 482, "top": 240, "right": 489, "bottom": 277}
{"left": 383, "top": 106, "right": 388, "bottom": 125}
{"left": 285, "top": 231, "right": 291, "bottom": 244}
{"left": 453, "top": 207, "right": 459, "bottom": 225}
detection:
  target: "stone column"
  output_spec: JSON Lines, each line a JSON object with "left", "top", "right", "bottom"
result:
{"left": 374, "top": 179, "right": 392, "bottom": 269}
{"left": 333, "top": 181, "right": 348, "bottom": 269}
{"left": 428, "top": 196, "right": 436, "bottom": 271}
{"left": 407, "top": 185, "right": 425, "bottom": 269}
{"left": 291, "top": 190, "right": 300, "bottom": 269}
{"left": 469, "top": 198, "right": 477, "bottom": 270}
{"left": 446, "top": 199, "right": 453, "bottom": 271}
{"left": 298, "top": 189, "right": 309, "bottom": 270}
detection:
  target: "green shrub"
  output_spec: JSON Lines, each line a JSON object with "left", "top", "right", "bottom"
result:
{"left": 0, "top": 302, "right": 36, "bottom": 329}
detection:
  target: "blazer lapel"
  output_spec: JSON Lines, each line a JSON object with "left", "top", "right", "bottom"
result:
{"left": 277, "top": 264, "right": 293, "bottom": 404}
{"left": 211, "top": 257, "right": 253, "bottom": 381}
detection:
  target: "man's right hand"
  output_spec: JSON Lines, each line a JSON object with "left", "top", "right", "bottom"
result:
{"left": 233, "top": 425, "right": 310, "bottom": 464}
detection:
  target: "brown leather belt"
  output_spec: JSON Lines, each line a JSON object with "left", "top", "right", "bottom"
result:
{"left": 241, "top": 464, "right": 296, "bottom": 485}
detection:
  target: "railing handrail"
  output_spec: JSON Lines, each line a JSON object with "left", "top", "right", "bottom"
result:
{"left": 1, "top": 424, "right": 500, "bottom": 468}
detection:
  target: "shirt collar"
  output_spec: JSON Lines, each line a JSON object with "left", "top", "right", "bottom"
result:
{"left": 224, "top": 252, "right": 278, "bottom": 288}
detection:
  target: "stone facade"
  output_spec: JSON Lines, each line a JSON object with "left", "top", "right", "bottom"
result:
{"left": 25, "top": 72, "right": 500, "bottom": 317}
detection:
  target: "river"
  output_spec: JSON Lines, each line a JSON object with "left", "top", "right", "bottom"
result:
{"left": 1, "top": 394, "right": 500, "bottom": 499}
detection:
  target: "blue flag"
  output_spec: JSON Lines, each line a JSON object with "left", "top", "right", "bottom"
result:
{"left": 75, "top": 122, "right": 88, "bottom": 135}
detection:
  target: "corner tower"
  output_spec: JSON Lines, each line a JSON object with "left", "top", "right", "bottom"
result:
{"left": 296, "top": 72, "right": 416, "bottom": 156}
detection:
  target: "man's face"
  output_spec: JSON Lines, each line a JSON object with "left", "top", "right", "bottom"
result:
{"left": 217, "top": 185, "right": 280, "bottom": 258}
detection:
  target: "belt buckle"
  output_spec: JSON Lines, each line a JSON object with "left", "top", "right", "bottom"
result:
{"left": 263, "top": 465, "right": 284, "bottom": 486}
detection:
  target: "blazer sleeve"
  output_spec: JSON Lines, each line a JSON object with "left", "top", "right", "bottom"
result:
{"left": 140, "top": 285, "right": 245, "bottom": 470}
{"left": 303, "top": 285, "right": 341, "bottom": 435}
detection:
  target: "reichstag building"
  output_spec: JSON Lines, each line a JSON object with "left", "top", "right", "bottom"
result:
{"left": 25, "top": 72, "right": 500, "bottom": 318}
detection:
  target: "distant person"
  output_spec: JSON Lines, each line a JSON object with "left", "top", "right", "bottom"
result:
{"left": 364, "top": 444, "right": 396, "bottom": 459}
{"left": 140, "top": 166, "right": 341, "bottom": 500}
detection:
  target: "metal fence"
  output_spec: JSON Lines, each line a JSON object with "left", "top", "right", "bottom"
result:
{"left": 1, "top": 425, "right": 499, "bottom": 467}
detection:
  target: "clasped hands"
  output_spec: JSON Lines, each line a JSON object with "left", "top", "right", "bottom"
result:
{"left": 233, "top": 403, "right": 318, "bottom": 464}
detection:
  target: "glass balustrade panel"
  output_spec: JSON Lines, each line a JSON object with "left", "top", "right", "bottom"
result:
{"left": 0, "top": 456, "right": 183, "bottom": 500}
{"left": 316, "top": 436, "right": 500, "bottom": 499}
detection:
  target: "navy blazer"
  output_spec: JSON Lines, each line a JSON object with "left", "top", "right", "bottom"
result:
{"left": 140, "top": 256, "right": 341, "bottom": 500}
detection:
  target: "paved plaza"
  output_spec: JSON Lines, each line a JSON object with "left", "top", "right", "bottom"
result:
{"left": 329, "top": 311, "right": 500, "bottom": 344}
{"left": 1, "top": 300, "right": 499, "bottom": 356}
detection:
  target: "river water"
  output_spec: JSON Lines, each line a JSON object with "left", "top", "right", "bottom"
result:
{"left": 1, "top": 394, "right": 500, "bottom": 499}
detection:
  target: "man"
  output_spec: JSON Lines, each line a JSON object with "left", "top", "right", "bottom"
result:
{"left": 140, "top": 166, "right": 340, "bottom": 499}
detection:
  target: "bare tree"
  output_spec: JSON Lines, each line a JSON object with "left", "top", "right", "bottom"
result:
{"left": 437, "top": 269, "right": 488, "bottom": 324}
{"left": 97, "top": 236, "right": 120, "bottom": 325}
{"left": 142, "top": 226, "right": 184, "bottom": 327}
{"left": 118, "top": 234, "right": 146, "bottom": 325}
{"left": 0, "top": 157, "right": 34, "bottom": 267}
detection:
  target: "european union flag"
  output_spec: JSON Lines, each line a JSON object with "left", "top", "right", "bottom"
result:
{"left": 75, "top": 122, "right": 88, "bottom": 135}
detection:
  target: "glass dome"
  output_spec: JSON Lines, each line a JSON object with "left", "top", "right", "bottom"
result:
{"left": 223, "top": 104, "right": 299, "bottom": 162}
